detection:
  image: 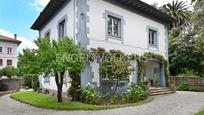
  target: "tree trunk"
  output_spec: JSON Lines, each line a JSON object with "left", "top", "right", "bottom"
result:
{"left": 112, "top": 80, "right": 119, "bottom": 95}
{"left": 55, "top": 71, "right": 64, "bottom": 103}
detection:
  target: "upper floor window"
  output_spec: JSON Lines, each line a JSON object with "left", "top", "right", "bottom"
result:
{"left": 58, "top": 19, "right": 66, "bottom": 39}
{"left": 45, "top": 31, "right": 50, "bottom": 38}
{"left": 7, "top": 60, "right": 12, "bottom": 66}
{"left": 108, "top": 15, "right": 121, "bottom": 38}
{"left": 0, "top": 47, "right": 3, "bottom": 53}
{"left": 0, "top": 59, "right": 3, "bottom": 66}
{"left": 7, "top": 47, "right": 12, "bottom": 54}
{"left": 148, "top": 29, "right": 158, "bottom": 46}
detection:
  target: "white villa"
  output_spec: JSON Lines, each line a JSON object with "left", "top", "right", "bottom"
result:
{"left": 31, "top": 0, "right": 175, "bottom": 96}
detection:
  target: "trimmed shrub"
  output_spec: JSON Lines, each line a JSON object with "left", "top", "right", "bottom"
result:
{"left": 177, "top": 83, "right": 189, "bottom": 91}
{"left": 177, "top": 83, "right": 199, "bottom": 92}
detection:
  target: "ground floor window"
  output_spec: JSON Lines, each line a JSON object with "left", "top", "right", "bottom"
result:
{"left": 7, "top": 60, "right": 12, "bottom": 66}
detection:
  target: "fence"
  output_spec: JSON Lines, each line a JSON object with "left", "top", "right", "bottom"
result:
{"left": 0, "top": 78, "right": 20, "bottom": 91}
{"left": 172, "top": 76, "right": 204, "bottom": 91}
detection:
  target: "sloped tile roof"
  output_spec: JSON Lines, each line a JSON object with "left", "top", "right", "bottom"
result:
{"left": 31, "top": 0, "right": 176, "bottom": 30}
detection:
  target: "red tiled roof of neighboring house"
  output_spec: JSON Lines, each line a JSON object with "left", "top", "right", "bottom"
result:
{"left": 0, "top": 35, "right": 22, "bottom": 46}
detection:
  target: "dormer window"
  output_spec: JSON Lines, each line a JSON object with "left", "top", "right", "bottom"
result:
{"left": 58, "top": 19, "right": 66, "bottom": 39}
{"left": 148, "top": 29, "right": 158, "bottom": 46}
{"left": 7, "top": 47, "right": 12, "bottom": 54}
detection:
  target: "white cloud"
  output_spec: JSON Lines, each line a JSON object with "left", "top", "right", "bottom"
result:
{"left": 0, "top": 29, "right": 37, "bottom": 54}
{"left": 29, "top": 0, "right": 50, "bottom": 12}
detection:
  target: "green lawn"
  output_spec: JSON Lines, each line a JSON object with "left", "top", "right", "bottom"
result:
{"left": 10, "top": 91, "right": 152, "bottom": 110}
{"left": 195, "top": 110, "right": 204, "bottom": 115}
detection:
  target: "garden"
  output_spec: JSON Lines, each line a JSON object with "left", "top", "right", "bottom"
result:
{"left": 13, "top": 36, "right": 171, "bottom": 109}
{"left": 10, "top": 82, "right": 153, "bottom": 110}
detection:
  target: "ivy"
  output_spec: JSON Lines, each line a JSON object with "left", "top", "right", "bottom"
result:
{"left": 88, "top": 48, "right": 170, "bottom": 87}
{"left": 143, "top": 52, "right": 170, "bottom": 86}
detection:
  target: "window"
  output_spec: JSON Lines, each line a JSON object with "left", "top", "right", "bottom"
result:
{"left": 149, "top": 29, "right": 157, "bottom": 46}
{"left": 0, "top": 59, "right": 3, "bottom": 66}
{"left": 7, "top": 60, "right": 12, "bottom": 66}
{"left": 44, "top": 76, "right": 50, "bottom": 84}
{"left": 7, "top": 47, "right": 12, "bottom": 54}
{"left": 108, "top": 15, "right": 121, "bottom": 38}
{"left": 45, "top": 31, "right": 50, "bottom": 38}
{"left": 58, "top": 19, "right": 66, "bottom": 39}
{"left": 0, "top": 47, "right": 3, "bottom": 53}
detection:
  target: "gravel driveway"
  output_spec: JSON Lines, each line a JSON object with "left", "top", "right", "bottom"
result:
{"left": 1, "top": 91, "right": 204, "bottom": 115}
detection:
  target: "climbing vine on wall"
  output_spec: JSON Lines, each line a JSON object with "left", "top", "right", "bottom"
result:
{"left": 88, "top": 48, "right": 170, "bottom": 87}
{"left": 89, "top": 48, "right": 135, "bottom": 94}
{"left": 142, "top": 52, "right": 170, "bottom": 86}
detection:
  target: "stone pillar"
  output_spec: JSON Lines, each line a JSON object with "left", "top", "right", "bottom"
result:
{"left": 129, "top": 60, "right": 138, "bottom": 83}
{"left": 160, "top": 64, "right": 166, "bottom": 87}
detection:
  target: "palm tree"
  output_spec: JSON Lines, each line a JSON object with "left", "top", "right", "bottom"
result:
{"left": 162, "top": 0, "right": 191, "bottom": 28}
{"left": 191, "top": 0, "right": 202, "bottom": 3}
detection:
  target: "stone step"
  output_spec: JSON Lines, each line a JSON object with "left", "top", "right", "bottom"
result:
{"left": 150, "top": 89, "right": 173, "bottom": 93}
{"left": 149, "top": 87, "right": 175, "bottom": 96}
{"left": 150, "top": 91, "right": 175, "bottom": 96}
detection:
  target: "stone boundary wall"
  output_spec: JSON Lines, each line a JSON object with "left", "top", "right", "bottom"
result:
{"left": 0, "top": 78, "right": 20, "bottom": 91}
{"left": 172, "top": 77, "right": 204, "bottom": 91}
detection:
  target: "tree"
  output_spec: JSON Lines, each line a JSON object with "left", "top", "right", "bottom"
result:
{"left": 18, "top": 49, "right": 40, "bottom": 75}
{"left": 192, "top": 0, "right": 202, "bottom": 4}
{"left": 35, "top": 37, "right": 84, "bottom": 103}
{"left": 18, "top": 49, "right": 40, "bottom": 90}
{"left": 162, "top": 0, "right": 191, "bottom": 27}
{"left": 1, "top": 66, "right": 17, "bottom": 78}
{"left": 191, "top": 0, "right": 204, "bottom": 74}
{"left": 99, "top": 49, "right": 135, "bottom": 95}
{"left": 192, "top": 0, "right": 204, "bottom": 34}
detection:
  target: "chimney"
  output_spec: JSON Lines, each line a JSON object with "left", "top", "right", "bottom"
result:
{"left": 14, "top": 34, "right": 17, "bottom": 40}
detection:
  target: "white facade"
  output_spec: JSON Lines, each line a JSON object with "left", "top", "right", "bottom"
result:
{"left": 87, "top": 0, "right": 168, "bottom": 58}
{"left": 36, "top": 0, "right": 171, "bottom": 95}
{"left": 39, "top": 0, "right": 75, "bottom": 41}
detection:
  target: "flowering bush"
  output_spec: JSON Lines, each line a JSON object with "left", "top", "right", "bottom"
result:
{"left": 81, "top": 83, "right": 103, "bottom": 104}
{"left": 126, "top": 83, "right": 148, "bottom": 103}
{"left": 80, "top": 83, "right": 148, "bottom": 105}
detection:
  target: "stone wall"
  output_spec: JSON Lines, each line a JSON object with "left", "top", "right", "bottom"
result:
{"left": 0, "top": 78, "right": 20, "bottom": 91}
{"left": 172, "top": 77, "right": 204, "bottom": 91}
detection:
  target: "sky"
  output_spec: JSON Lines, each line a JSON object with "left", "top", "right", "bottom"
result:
{"left": 0, "top": 0, "right": 191, "bottom": 53}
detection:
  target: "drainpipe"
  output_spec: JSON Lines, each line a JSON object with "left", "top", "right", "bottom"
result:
{"left": 73, "top": 0, "right": 76, "bottom": 42}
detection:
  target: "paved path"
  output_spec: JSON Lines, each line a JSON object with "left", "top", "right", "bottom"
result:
{"left": 1, "top": 91, "right": 204, "bottom": 115}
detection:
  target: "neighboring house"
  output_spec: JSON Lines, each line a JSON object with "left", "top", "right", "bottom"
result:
{"left": 0, "top": 35, "right": 21, "bottom": 69}
{"left": 31, "top": 0, "right": 175, "bottom": 96}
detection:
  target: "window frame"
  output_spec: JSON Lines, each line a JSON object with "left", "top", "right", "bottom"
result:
{"left": 107, "top": 15, "right": 121, "bottom": 38}
{"left": 7, "top": 60, "right": 12, "bottom": 66}
{"left": 0, "top": 46, "right": 3, "bottom": 53}
{"left": 147, "top": 26, "right": 159, "bottom": 49}
{"left": 58, "top": 15, "right": 67, "bottom": 40}
{"left": 149, "top": 29, "right": 157, "bottom": 46}
{"left": 7, "top": 47, "right": 12, "bottom": 55}
{"left": 45, "top": 29, "right": 51, "bottom": 38}
{"left": 104, "top": 10, "right": 125, "bottom": 43}
{"left": 44, "top": 76, "right": 50, "bottom": 84}
{"left": 0, "top": 59, "right": 3, "bottom": 66}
